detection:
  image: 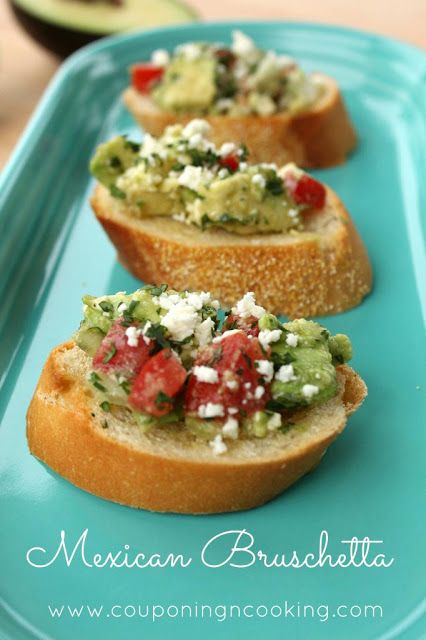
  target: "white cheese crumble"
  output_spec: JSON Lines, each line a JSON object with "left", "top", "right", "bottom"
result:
{"left": 176, "top": 43, "right": 202, "bottom": 61}
{"left": 302, "top": 384, "right": 319, "bottom": 399}
{"left": 125, "top": 326, "right": 141, "bottom": 347}
{"left": 267, "top": 412, "right": 282, "bottom": 431}
{"left": 193, "top": 366, "right": 219, "bottom": 384}
{"left": 151, "top": 48, "right": 169, "bottom": 66}
{"left": 195, "top": 317, "right": 215, "bottom": 347}
{"left": 226, "top": 380, "right": 238, "bottom": 390}
{"left": 185, "top": 291, "right": 212, "bottom": 310}
{"left": 231, "top": 30, "right": 258, "bottom": 62}
{"left": 254, "top": 385, "right": 265, "bottom": 399}
{"left": 222, "top": 417, "right": 239, "bottom": 440}
{"left": 286, "top": 332, "right": 299, "bottom": 347}
{"left": 141, "top": 321, "right": 152, "bottom": 345}
{"left": 209, "top": 434, "right": 228, "bottom": 455}
{"left": 160, "top": 300, "right": 199, "bottom": 342}
{"left": 275, "top": 364, "right": 297, "bottom": 383}
{"left": 228, "top": 407, "right": 238, "bottom": 415}
{"left": 258, "top": 329, "right": 282, "bottom": 349}
{"left": 117, "top": 303, "right": 127, "bottom": 314}
{"left": 255, "top": 359, "right": 274, "bottom": 383}
{"left": 213, "top": 329, "right": 242, "bottom": 343}
{"left": 219, "top": 142, "right": 236, "bottom": 156}
{"left": 251, "top": 173, "right": 266, "bottom": 189}
{"left": 232, "top": 292, "right": 265, "bottom": 319}
{"left": 218, "top": 168, "right": 229, "bottom": 179}
{"left": 182, "top": 119, "right": 210, "bottom": 138}
{"left": 198, "top": 403, "right": 225, "bottom": 418}
{"left": 177, "top": 165, "right": 204, "bottom": 191}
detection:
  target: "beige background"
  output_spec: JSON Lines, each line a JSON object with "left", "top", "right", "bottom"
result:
{"left": 1, "top": 0, "right": 424, "bottom": 168}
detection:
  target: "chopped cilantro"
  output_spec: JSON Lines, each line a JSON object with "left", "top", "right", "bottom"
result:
{"left": 109, "top": 156, "right": 123, "bottom": 170}
{"left": 89, "top": 372, "right": 107, "bottom": 392}
{"left": 145, "top": 323, "right": 170, "bottom": 348}
{"left": 99, "top": 300, "right": 113, "bottom": 314}
{"left": 100, "top": 401, "right": 110, "bottom": 412}
{"left": 102, "top": 343, "right": 117, "bottom": 364}
{"left": 119, "top": 380, "right": 131, "bottom": 395}
{"left": 155, "top": 391, "right": 173, "bottom": 407}
{"left": 109, "top": 184, "right": 126, "bottom": 199}
{"left": 265, "top": 174, "right": 284, "bottom": 196}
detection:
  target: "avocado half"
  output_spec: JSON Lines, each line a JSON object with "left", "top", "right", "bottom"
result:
{"left": 9, "top": 0, "right": 198, "bottom": 58}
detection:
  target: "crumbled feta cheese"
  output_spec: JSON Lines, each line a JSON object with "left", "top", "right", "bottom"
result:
{"left": 302, "top": 384, "right": 319, "bottom": 399}
{"left": 188, "top": 133, "right": 204, "bottom": 149}
{"left": 160, "top": 300, "right": 199, "bottom": 342}
{"left": 178, "top": 165, "right": 204, "bottom": 192}
{"left": 198, "top": 403, "right": 225, "bottom": 418}
{"left": 279, "top": 162, "right": 304, "bottom": 180}
{"left": 275, "top": 364, "right": 297, "bottom": 383}
{"left": 182, "top": 119, "right": 210, "bottom": 138}
{"left": 286, "top": 332, "right": 299, "bottom": 347}
{"left": 125, "top": 326, "right": 141, "bottom": 347}
{"left": 244, "top": 382, "right": 251, "bottom": 389}
{"left": 195, "top": 317, "right": 215, "bottom": 347}
{"left": 213, "top": 329, "right": 242, "bottom": 343}
{"left": 215, "top": 98, "right": 234, "bottom": 112}
{"left": 288, "top": 208, "right": 298, "bottom": 219}
{"left": 151, "top": 48, "right": 169, "bottom": 66}
{"left": 239, "top": 162, "right": 248, "bottom": 171}
{"left": 254, "top": 385, "right": 265, "bottom": 399}
{"left": 226, "top": 380, "right": 238, "bottom": 390}
{"left": 255, "top": 359, "right": 274, "bottom": 382}
{"left": 258, "top": 329, "right": 282, "bottom": 349}
{"left": 142, "top": 321, "right": 152, "bottom": 345}
{"left": 185, "top": 291, "right": 211, "bottom": 310}
{"left": 193, "top": 366, "right": 219, "bottom": 384}
{"left": 209, "top": 434, "right": 228, "bottom": 455}
{"left": 117, "top": 303, "right": 127, "bottom": 314}
{"left": 232, "top": 292, "right": 265, "bottom": 319}
{"left": 228, "top": 407, "right": 238, "bottom": 415}
{"left": 252, "top": 173, "right": 266, "bottom": 189}
{"left": 267, "top": 412, "right": 282, "bottom": 431}
{"left": 218, "top": 168, "right": 229, "bottom": 179}
{"left": 176, "top": 43, "right": 202, "bottom": 60}
{"left": 219, "top": 142, "right": 236, "bottom": 156}
{"left": 231, "top": 30, "right": 258, "bottom": 62}
{"left": 222, "top": 417, "right": 239, "bottom": 440}
{"left": 172, "top": 212, "right": 187, "bottom": 223}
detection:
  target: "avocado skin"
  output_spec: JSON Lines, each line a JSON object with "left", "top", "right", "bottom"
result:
{"left": 9, "top": 1, "right": 106, "bottom": 58}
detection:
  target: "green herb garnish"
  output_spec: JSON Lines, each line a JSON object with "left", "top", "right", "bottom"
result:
{"left": 102, "top": 343, "right": 117, "bottom": 364}
{"left": 110, "top": 184, "right": 126, "bottom": 199}
{"left": 89, "top": 372, "right": 107, "bottom": 392}
{"left": 100, "top": 401, "right": 110, "bottom": 412}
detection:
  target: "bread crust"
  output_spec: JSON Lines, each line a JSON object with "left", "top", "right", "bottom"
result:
{"left": 123, "top": 74, "right": 357, "bottom": 168}
{"left": 27, "top": 342, "right": 367, "bottom": 514}
{"left": 91, "top": 184, "right": 372, "bottom": 317}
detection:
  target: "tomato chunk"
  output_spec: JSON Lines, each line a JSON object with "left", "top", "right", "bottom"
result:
{"left": 131, "top": 64, "right": 164, "bottom": 94}
{"left": 223, "top": 313, "right": 260, "bottom": 337}
{"left": 93, "top": 320, "right": 151, "bottom": 378}
{"left": 129, "top": 349, "right": 187, "bottom": 417}
{"left": 283, "top": 171, "right": 326, "bottom": 209}
{"left": 219, "top": 153, "right": 239, "bottom": 173}
{"left": 185, "top": 332, "right": 270, "bottom": 418}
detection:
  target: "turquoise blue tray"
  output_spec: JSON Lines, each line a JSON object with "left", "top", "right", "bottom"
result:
{"left": 0, "top": 22, "right": 425, "bottom": 640}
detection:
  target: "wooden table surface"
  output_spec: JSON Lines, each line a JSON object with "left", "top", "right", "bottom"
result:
{"left": 1, "top": 0, "right": 424, "bottom": 168}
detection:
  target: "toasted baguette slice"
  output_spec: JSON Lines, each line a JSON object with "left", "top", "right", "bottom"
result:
{"left": 123, "top": 74, "right": 357, "bottom": 168}
{"left": 27, "top": 341, "right": 367, "bottom": 514}
{"left": 91, "top": 184, "right": 372, "bottom": 317}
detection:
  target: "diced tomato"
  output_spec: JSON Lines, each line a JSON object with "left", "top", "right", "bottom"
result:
{"left": 283, "top": 171, "right": 326, "bottom": 209}
{"left": 129, "top": 349, "right": 187, "bottom": 417}
{"left": 131, "top": 64, "right": 164, "bottom": 94}
{"left": 223, "top": 313, "right": 260, "bottom": 337}
{"left": 93, "top": 320, "right": 151, "bottom": 378}
{"left": 219, "top": 153, "right": 240, "bottom": 173}
{"left": 185, "top": 332, "right": 270, "bottom": 418}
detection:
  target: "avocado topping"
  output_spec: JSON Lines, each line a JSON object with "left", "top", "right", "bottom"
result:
{"left": 76, "top": 287, "right": 353, "bottom": 454}
{"left": 90, "top": 120, "right": 327, "bottom": 235}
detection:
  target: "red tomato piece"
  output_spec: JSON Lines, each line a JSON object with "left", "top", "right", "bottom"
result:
{"left": 129, "top": 349, "right": 187, "bottom": 417}
{"left": 131, "top": 64, "right": 164, "bottom": 94}
{"left": 223, "top": 313, "right": 260, "bottom": 337}
{"left": 93, "top": 320, "right": 151, "bottom": 378}
{"left": 185, "top": 332, "right": 270, "bottom": 418}
{"left": 283, "top": 171, "right": 326, "bottom": 209}
{"left": 219, "top": 153, "right": 240, "bottom": 173}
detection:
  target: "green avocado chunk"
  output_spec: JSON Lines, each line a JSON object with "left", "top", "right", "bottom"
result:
{"left": 89, "top": 136, "right": 140, "bottom": 190}
{"left": 152, "top": 53, "right": 217, "bottom": 113}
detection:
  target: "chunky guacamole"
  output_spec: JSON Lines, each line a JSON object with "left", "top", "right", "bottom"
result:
{"left": 140, "top": 31, "right": 322, "bottom": 117}
{"left": 90, "top": 119, "right": 326, "bottom": 235}
{"left": 75, "top": 286, "right": 352, "bottom": 455}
